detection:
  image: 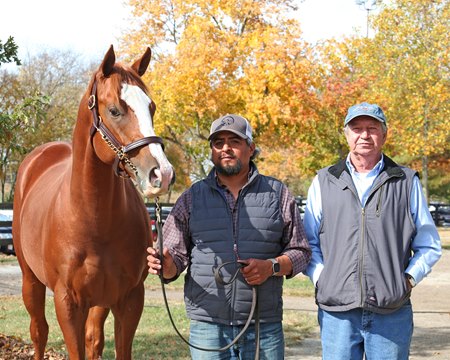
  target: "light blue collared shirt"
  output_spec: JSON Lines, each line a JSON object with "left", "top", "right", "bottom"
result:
{"left": 303, "top": 154, "right": 441, "bottom": 287}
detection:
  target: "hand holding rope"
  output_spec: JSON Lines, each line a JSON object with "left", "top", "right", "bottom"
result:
{"left": 153, "top": 197, "right": 260, "bottom": 358}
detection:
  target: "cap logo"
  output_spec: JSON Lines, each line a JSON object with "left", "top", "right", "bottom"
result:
{"left": 221, "top": 116, "right": 235, "bottom": 126}
{"left": 208, "top": 114, "right": 252, "bottom": 141}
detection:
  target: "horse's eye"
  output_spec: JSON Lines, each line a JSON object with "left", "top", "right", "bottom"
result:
{"left": 109, "top": 106, "right": 121, "bottom": 118}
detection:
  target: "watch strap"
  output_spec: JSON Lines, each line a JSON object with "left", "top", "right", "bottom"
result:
{"left": 269, "top": 258, "right": 280, "bottom": 276}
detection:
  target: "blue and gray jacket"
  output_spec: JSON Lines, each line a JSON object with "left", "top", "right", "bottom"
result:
{"left": 185, "top": 167, "right": 285, "bottom": 325}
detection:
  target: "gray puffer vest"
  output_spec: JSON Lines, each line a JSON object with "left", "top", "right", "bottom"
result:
{"left": 316, "top": 156, "right": 417, "bottom": 314}
{"left": 185, "top": 167, "right": 285, "bottom": 325}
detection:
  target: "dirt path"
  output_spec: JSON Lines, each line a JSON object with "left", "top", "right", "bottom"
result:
{"left": 285, "top": 228, "right": 450, "bottom": 359}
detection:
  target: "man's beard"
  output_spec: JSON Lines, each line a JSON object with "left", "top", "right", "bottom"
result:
{"left": 215, "top": 158, "right": 243, "bottom": 176}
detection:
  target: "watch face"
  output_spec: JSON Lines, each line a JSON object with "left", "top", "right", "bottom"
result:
{"left": 273, "top": 262, "right": 280, "bottom": 273}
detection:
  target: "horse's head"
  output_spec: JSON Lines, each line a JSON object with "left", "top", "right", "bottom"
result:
{"left": 88, "top": 45, "right": 175, "bottom": 197}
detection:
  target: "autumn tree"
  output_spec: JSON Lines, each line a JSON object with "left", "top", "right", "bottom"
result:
{"left": 119, "top": 0, "right": 316, "bottom": 193}
{"left": 300, "top": 0, "right": 449, "bottom": 201}
{"left": 16, "top": 49, "right": 91, "bottom": 143}
{"left": 0, "top": 72, "right": 50, "bottom": 201}
{"left": 0, "top": 49, "right": 91, "bottom": 200}
{"left": 0, "top": 36, "right": 34, "bottom": 201}
{"left": 349, "top": 0, "right": 449, "bottom": 201}
{"left": 117, "top": 0, "right": 449, "bottom": 201}
{"left": 287, "top": 39, "right": 375, "bottom": 174}
{"left": 0, "top": 36, "right": 21, "bottom": 66}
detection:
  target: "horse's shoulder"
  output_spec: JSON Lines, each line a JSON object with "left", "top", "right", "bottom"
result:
{"left": 16, "top": 142, "right": 72, "bottom": 194}
{"left": 21, "top": 141, "right": 72, "bottom": 170}
{"left": 31, "top": 141, "right": 72, "bottom": 159}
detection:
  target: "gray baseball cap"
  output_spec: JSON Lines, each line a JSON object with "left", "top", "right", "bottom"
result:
{"left": 208, "top": 114, "right": 253, "bottom": 141}
{"left": 344, "top": 102, "right": 387, "bottom": 126}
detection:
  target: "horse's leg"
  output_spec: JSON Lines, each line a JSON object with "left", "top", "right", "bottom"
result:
{"left": 112, "top": 284, "right": 145, "bottom": 360}
{"left": 20, "top": 266, "right": 49, "bottom": 360}
{"left": 85, "top": 306, "right": 110, "bottom": 360}
{"left": 53, "top": 285, "right": 89, "bottom": 360}
{"left": 13, "top": 221, "right": 49, "bottom": 360}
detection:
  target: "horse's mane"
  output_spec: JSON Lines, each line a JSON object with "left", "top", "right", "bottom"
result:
{"left": 88, "top": 62, "right": 149, "bottom": 98}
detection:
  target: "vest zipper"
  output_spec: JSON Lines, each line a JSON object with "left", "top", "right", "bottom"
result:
{"left": 359, "top": 207, "right": 366, "bottom": 307}
{"left": 230, "top": 198, "right": 239, "bottom": 325}
{"left": 233, "top": 201, "right": 240, "bottom": 261}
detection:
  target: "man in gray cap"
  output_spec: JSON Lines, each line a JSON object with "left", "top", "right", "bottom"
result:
{"left": 303, "top": 102, "right": 441, "bottom": 359}
{"left": 147, "top": 114, "right": 311, "bottom": 359}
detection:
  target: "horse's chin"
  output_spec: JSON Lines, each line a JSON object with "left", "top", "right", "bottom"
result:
{"left": 137, "top": 165, "right": 174, "bottom": 197}
{"left": 142, "top": 186, "right": 170, "bottom": 198}
{"left": 137, "top": 178, "right": 168, "bottom": 196}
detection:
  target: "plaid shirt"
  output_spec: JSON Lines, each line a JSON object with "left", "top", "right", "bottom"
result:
{"left": 162, "top": 169, "right": 311, "bottom": 279}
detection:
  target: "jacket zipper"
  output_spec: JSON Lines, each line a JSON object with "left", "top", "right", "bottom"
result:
{"left": 376, "top": 185, "right": 384, "bottom": 217}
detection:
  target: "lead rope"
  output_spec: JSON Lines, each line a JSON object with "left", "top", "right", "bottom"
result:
{"left": 154, "top": 197, "right": 260, "bottom": 359}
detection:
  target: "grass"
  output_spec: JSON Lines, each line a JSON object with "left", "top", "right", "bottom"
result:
{"left": 438, "top": 227, "right": 450, "bottom": 250}
{"left": 0, "top": 254, "right": 17, "bottom": 264}
{"left": 0, "top": 268, "right": 316, "bottom": 359}
{"left": 283, "top": 274, "right": 315, "bottom": 297}
{"left": 3, "top": 226, "right": 448, "bottom": 358}
{"left": 0, "top": 295, "right": 192, "bottom": 359}
{"left": 0, "top": 295, "right": 316, "bottom": 359}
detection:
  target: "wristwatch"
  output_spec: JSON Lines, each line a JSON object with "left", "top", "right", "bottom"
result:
{"left": 269, "top": 258, "right": 280, "bottom": 276}
{"left": 406, "top": 274, "right": 416, "bottom": 288}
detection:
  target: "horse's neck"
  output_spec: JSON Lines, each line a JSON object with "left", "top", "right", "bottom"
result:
{"left": 69, "top": 114, "right": 128, "bottom": 211}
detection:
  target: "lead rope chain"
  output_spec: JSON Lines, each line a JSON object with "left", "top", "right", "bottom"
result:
{"left": 99, "top": 130, "right": 139, "bottom": 178}
{"left": 154, "top": 197, "right": 260, "bottom": 359}
{"left": 100, "top": 129, "right": 143, "bottom": 196}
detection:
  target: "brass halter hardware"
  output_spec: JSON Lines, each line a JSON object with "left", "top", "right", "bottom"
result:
{"left": 98, "top": 129, "right": 139, "bottom": 178}
{"left": 88, "top": 80, "right": 164, "bottom": 179}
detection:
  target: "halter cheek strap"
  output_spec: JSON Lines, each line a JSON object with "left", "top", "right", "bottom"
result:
{"left": 88, "top": 80, "right": 165, "bottom": 178}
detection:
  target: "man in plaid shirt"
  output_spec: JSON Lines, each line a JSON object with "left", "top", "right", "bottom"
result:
{"left": 148, "top": 114, "right": 311, "bottom": 359}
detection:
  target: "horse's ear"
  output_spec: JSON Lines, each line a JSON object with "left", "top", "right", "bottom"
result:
{"left": 100, "top": 45, "right": 116, "bottom": 77}
{"left": 131, "top": 47, "right": 152, "bottom": 77}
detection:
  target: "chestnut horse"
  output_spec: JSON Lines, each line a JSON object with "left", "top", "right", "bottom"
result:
{"left": 12, "top": 45, "right": 174, "bottom": 359}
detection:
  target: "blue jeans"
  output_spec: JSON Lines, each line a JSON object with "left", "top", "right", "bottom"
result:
{"left": 188, "top": 320, "right": 284, "bottom": 359}
{"left": 318, "top": 303, "right": 413, "bottom": 360}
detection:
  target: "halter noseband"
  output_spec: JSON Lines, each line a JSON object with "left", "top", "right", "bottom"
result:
{"left": 88, "top": 80, "right": 165, "bottom": 178}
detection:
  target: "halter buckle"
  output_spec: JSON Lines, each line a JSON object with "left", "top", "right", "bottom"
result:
{"left": 88, "top": 94, "right": 96, "bottom": 110}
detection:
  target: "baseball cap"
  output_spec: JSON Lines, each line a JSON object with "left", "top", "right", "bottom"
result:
{"left": 344, "top": 102, "right": 387, "bottom": 126}
{"left": 208, "top": 114, "right": 253, "bottom": 141}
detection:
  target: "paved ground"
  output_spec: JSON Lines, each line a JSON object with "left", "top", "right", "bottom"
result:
{"left": 284, "top": 229, "right": 450, "bottom": 359}
{"left": 1, "top": 229, "right": 449, "bottom": 359}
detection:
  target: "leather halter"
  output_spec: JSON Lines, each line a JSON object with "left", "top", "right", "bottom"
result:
{"left": 88, "top": 80, "right": 165, "bottom": 178}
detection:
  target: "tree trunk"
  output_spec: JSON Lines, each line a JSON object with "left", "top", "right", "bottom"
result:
{"left": 422, "top": 155, "right": 429, "bottom": 203}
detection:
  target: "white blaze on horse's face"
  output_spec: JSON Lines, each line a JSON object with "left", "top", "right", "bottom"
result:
{"left": 120, "top": 83, "right": 173, "bottom": 195}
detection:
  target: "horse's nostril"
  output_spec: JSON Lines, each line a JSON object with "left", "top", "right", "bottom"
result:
{"left": 150, "top": 168, "right": 162, "bottom": 188}
{"left": 170, "top": 170, "right": 176, "bottom": 186}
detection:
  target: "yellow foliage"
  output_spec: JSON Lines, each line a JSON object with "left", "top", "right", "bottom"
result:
{"left": 117, "top": 0, "right": 449, "bottom": 197}
{"left": 118, "top": 0, "right": 317, "bottom": 186}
